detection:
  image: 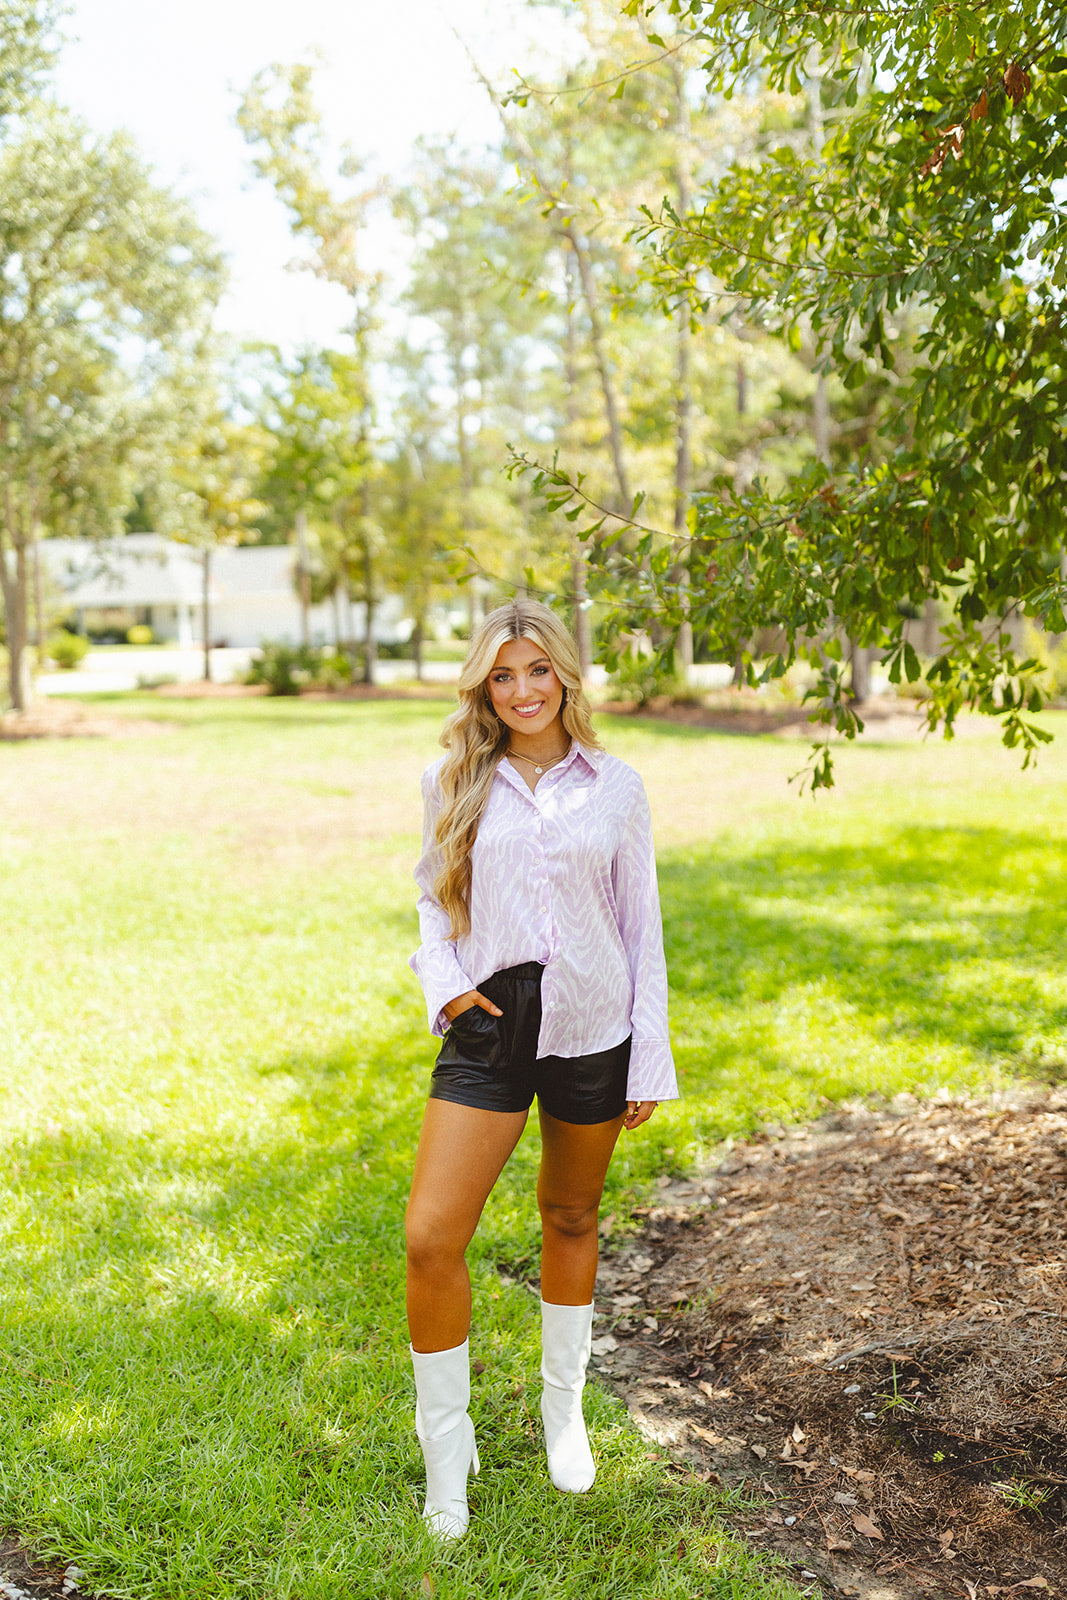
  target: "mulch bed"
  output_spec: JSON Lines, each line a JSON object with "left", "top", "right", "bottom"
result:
{"left": 589, "top": 1087, "right": 1067, "bottom": 1599}
{"left": 0, "top": 703, "right": 174, "bottom": 740}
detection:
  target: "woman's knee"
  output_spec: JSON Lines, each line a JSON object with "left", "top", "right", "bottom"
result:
{"left": 405, "top": 1203, "right": 467, "bottom": 1275}
{"left": 539, "top": 1197, "right": 599, "bottom": 1240}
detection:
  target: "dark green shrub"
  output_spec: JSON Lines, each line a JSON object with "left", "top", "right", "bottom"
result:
{"left": 608, "top": 649, "right": 683, "bottom": 707}
{"left": 245, "top": 642, "right": 353, "bottom": 695}
{"left": 317, "top": 650, "right": 353, "bottom": 689}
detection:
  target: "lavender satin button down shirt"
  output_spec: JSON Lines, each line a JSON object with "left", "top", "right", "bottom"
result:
{"left": 409, "top": 743, "right": 678, "bottom": 1104}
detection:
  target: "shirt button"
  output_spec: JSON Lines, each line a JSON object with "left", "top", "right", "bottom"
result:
{"left": 540, "top": 905, "right": 547, "bottom": 913}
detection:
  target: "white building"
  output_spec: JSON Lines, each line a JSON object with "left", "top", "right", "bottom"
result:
{"left": 42, "top": 534, "right": 410, "bottom": 649}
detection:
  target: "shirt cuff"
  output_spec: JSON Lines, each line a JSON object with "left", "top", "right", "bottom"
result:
{"left": 431, "top": 1004, "right": 455, "bottom": 1037}
{"left": 625, "top": 1039, "right": 678, "bottom": 1102}
{"left": 409, "top": 948, "right": 475, "bottom": 1037}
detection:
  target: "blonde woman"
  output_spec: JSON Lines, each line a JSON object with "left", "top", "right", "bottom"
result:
{"left": 407, "top": 598, "right": 677, "bottom": 1539}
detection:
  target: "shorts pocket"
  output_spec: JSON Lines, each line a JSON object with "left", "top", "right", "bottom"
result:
{"left": 437, "top": 1004, "right": 503, "bottom": 1073}
{"left": 449, "top": 1004, "right": 498, "bottom": 1037}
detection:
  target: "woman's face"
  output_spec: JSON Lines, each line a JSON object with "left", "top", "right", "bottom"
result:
{"left": 486, "top": 635, "right": 565, "bottom": 740}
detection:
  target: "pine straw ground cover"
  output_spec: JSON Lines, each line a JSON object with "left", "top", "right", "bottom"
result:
{"left": 587, "top": 1088, "right": 1066, "bottom": 1600}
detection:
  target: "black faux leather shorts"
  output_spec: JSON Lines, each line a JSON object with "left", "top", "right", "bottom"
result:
{"left": 429, "top": 961, "right": 631, "bottom": 1125}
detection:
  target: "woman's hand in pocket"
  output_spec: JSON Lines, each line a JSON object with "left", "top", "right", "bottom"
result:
{"left": 443, "top": 989, "right": 503, "bottom": 1023}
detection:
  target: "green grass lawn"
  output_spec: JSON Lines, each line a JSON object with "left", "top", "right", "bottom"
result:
{"left": 1, "top": 694, "right": 1064, "bottom": 1599}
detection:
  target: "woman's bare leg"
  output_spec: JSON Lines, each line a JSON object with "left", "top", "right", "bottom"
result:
{"left": 405, "top": 1098, "right": 528, "bottom": 1352}
{"left": 536, "top": 1108, "right": 626, "bottom": 1304}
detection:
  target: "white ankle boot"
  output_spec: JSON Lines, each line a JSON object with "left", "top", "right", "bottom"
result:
{"left": 410, "top": 1339, "right": 480, "bottom": 1540}
{"left": 540, "top": 1300, "right": 596, "bottom": 1493}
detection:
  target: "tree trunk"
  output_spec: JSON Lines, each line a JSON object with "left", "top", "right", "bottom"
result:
{"left": 808, "top": 65, "right": 863, "bottom": 698}
{"left": 812, "top": 374, "right": 831, "bottom": 466}
{"left": 736, "top": 354, "right": 748, "bottom": 416}
{"left": 568, "top": 234, "right": 631, "bottom": 510}
{"left": 345, "top": 582, "right": 356, "bottom": 658}
{"left": 412, "top": 612, "right": 424, "bottom": 683}
{"left": 33, "top": 527, "right": 45, "bottom": 665}
{"left": 673, "top": 301, "right": 694, "bottom": 670}
{"left": 202, "top": 546, "right": 212, "bottom": 682}
{"left": 922, "top": 596, "right": 939, "bottom": 656}
{"left": 361, "top": 526, "right": 376, "bottom": 686}
{"left": 470, "top": 55, "right": 631, "bottom": 511}
{"left": 12, "top": 540, "right": 30, "bottom": 710}
{"left": 808, "top": 66, "right": 829, "bottom": 472}
{"left": 571, "top": 545, "right": 593, "bottom": 678}
{"left": 670, "top": 58, "right": 695, "bottom": 671}
{"left": 851, "top": 641, "right": 870, "bottom": 704}
{"left": 452, "top": 334, "right": 486, "bottom": 619}
{"left": 295, "top": 507, "right": 310, "bottom": 647}
{"left": 563, "top": 245, "right": 593, "bottom": 678}
{"left": 0, "top": 505, "right": 30, "bottom": 711}
{"left": 0, "top": 536, "right": 18, "bottom": 710}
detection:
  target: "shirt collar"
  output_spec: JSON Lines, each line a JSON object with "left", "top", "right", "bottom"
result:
{"left": 568, "top": 742, "right": 602, "bottom": 775}
{"left": 494, "top": 740, "right": 601, "bottom": 793}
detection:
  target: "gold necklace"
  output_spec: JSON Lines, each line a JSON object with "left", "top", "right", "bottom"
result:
{"left": 507, "top": 745, "right": 570, "bottom": 776}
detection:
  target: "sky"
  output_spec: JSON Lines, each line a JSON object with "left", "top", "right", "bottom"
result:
{"left": 53, "top": 0, "right": 569, "bottom": 350}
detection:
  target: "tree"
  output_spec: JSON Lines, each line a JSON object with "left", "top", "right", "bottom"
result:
{"left": 0, "top": 102, "right": 222, "bottom": 709}
{"left": 254, "top": 347, "right": 370, "bottom": 658}
{"left": 238, "top": 61, "right": 382, "bottom": 680}
{"left": 500, "top": 7, "right": 820, "bottom": 666}
{"left": 568, "top": 0, "right": 1067, "bottom": 783}
{"left": 472, "top": 45, "right": 636, "bottom": 517}
{"left": 395, "top": 141, "right": 558, "bottom": 629}
{"left": 0, "top": 1, "right": 61, "bottom": 121}
{"left": 376, "top": 406, "right": 460, "bottom": 682}
{"left": 172, "top": 403, "right": 268, "bottom": 680}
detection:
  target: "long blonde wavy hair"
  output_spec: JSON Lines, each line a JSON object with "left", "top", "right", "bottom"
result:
{"left": 433, "top": 599, "right": 602, "bottom": 939}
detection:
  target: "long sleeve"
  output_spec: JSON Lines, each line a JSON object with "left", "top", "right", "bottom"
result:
{"left": 612, "top": 778, "right": 678, "bottom": 1102}
{"left": 409, "top": 766, "right": 475, "bottom": 1035}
